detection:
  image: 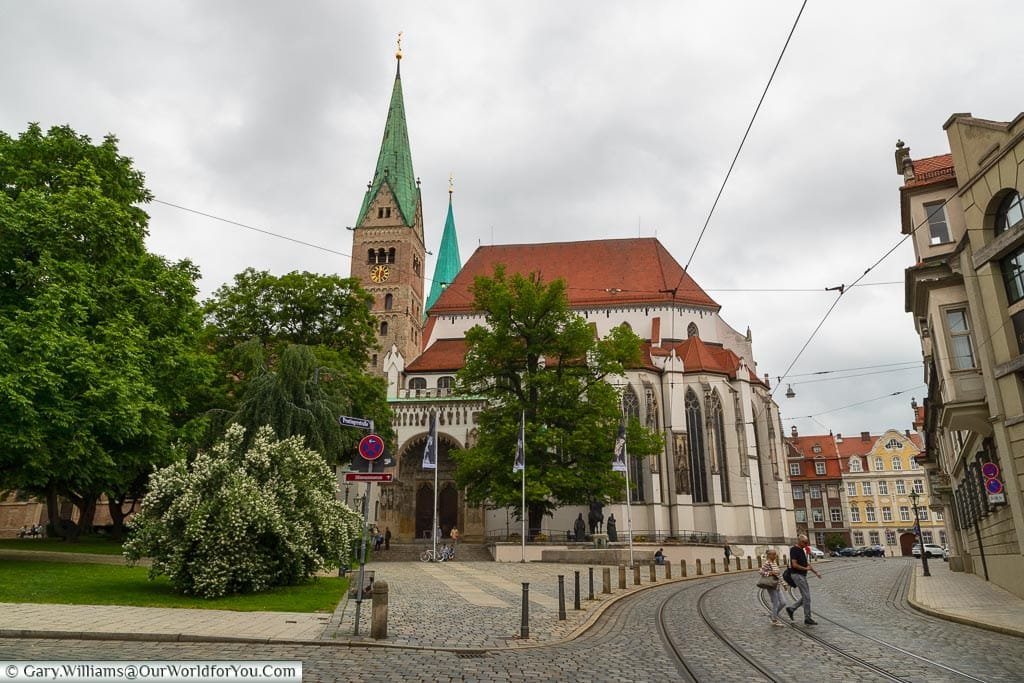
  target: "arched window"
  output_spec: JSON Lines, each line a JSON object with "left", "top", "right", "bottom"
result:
{"left": 368, "top": 249, "right": 376, "bottom": 264}
{"left": 995, "top": 191, "right": 1024, "bottom": 236}
{"left": 388, "top": 247, "right": 396, "bottom": 263}
{"left": 685, "top": 388, "right": 708, "bottom": 502}
{"left": 687, "top": 322, "right": 699, "bottom": 338}
{"left": 874, "top": 457, "right": 884, "bottom": 471}
{"left": 408, "top": 377, "right": 427, "bottom": 390}
{"left": 709, "top": 391, "right": 729, "bottom": 501}
{"left": 622, "top": 386, "right": 643, "bottom": 501}
{"left": 891, "top": 456, "right": 902, "bottom": 471}
{"left": 751, "top": 401, "right": 766, "bottom": 507}
{"left": 437, "top": 376, "right": 454, "bottom": 390}
{"left": 849, "top": 457, "right": 862, "bottom": 473}
{"left": 377, "top": 248, "right": 387, "bottom": 264}
{"left": 379, "top": 321, "right": 388, "bottom": 336}
{"left": 384, "top": 293, "right": 393, "bottom": 311}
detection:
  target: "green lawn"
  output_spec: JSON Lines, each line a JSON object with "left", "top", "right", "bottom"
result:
{"left": 0, "top": 558, "right": 348, "bottom": 612}
{"left": 0, "top": 537, "right": 124, "bottom": 555}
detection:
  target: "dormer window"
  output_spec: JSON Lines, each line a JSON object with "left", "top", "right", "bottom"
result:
{"left": 849, "top": 457, "right": 862, "bottom": 473}
{"left": 885, "top": 438, "right": 901, "bottom": 450}
{"left": 924, "top": 202, "right": 950, "bottom": 245}
{"left": 815, "top": 461, "right": 826, "bottom": 475}
{"left": 812, "top": 444, "right": 822, "bottom": 454}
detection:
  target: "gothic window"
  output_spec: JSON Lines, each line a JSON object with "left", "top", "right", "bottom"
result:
{"left": 384, "top": 293, "right": 393, "bottom": 311}
{"left": 685, "top": 388, "right": 708, "bottom": 502}
{"left": 751, "top": 402, "right": 765, "bottom": 506}
{"left": 622, "top": 385, "right": 643, "bottom": 502}
{"left": 710, "top": 390, "right": 729, "bottom": 502}
{"left": 388, "top": 247, "right": 396, "bottom": 264}
{"left": 408, "top": 377, "right": 426, "bottom": 390}
{"left": 687, "top": 322, "right": 699, "bottom": 338}
{"left": 379, "top": 321, "right": 388, "bottom": 336}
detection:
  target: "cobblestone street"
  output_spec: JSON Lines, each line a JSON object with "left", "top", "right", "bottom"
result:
{"left": 2, "top": 558, "right": 1021, "bottom": 681}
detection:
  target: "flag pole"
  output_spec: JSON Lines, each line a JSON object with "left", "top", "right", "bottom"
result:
{"left": 624, "top": 438, "right": 634, "bottom": 568}
{"left": 520, "top": 410, "right": 526, "bottom": 563}
{"left": 432, "top": 414, "right": 439, "bottom": 561}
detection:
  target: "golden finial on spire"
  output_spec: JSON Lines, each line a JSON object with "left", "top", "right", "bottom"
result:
{"left": 396, "top": 31, "right": 403, "bottom": 60}
{"left": 449, "top": 172, "right": 454, "bottom": 196}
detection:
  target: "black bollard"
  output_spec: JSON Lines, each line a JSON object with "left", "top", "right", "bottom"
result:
{"left": 574, "top": 571, "right": 581, "bottom": 610}
{"left": 558, "top": 575, "right": 567, "bottom": 620}
{"left": 588, "top": 567, "right": 595, "bottom": 600}
{"left": 521, "top": 582, "right": 530, "bottom": 639}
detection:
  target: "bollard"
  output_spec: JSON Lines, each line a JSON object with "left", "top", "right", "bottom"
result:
{"left": 603, "top": 567, "right": 612, "bottom": 594}
{"left": 574, "top": 571, "right": 581, "bottom": 610}
{"left": 588, "top": 567, "right": 595, "bottom": 600}
{"left": 746, "top": 557, "right": 751, "bottom": 570}
{"left": 666, "top": 559, "right": 673, "bottom": 579}
{"left": 681, "top": 559, "right": 687, "bottom": 577}
{"left": 696, "top": 558, "right": 702, "bottom": 576}
{"left": 370, "top": 580, "right": 389, "bottom": 640}
{"left": 724, "top": 556, "right": 729, "bottom": 572}
{"left": 558, "top": 575, "right": 566, "bottom": 620}
{"left": 618, "top": 564, "right": 627, "bottom": 589}
{"left": 633, "top": 563, "right": 641, "bottom": 585}
{"left": 783, "top": 554, "right": 788, "bottom": 566}
{"left": 649, "top": 562, "right": 657, "bottom": 582}
{"left": 711, "top": 558, "right": 717, "bottom": 574}
{"left": 521, "top": 582, "right": 530, "bottom": 639}
{"left": 737, "top": 557, "right": 742, "bottom": 571}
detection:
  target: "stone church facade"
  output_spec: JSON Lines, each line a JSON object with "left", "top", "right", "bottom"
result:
{"left": 343, "top": 50, "right": 795, "bottom": 547}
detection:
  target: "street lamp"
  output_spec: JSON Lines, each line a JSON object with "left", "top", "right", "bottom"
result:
{"left": 909, "top": 489, "right": 931, "bottom": 577}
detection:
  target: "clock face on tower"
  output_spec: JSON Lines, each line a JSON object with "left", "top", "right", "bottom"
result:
{"left": 370, "top": 264, "right": 391, "bottom": 283}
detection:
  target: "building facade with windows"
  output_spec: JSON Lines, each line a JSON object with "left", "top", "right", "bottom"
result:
{"left": 785, "top": 430, "right": 850, "bottom": 551}
{"left": 899, "top": 113, "right": 1024, "bottom": 597}
{"left": 344, "top": 50, "right": 796, "bottom": 548}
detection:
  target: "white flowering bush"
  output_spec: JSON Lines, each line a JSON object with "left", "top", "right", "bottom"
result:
{"left": 124, "top": 424, "right": 362, "bottom": 598}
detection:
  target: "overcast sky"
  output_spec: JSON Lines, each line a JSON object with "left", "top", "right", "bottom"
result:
{"left": 3, "top": 1, "right": 1021, "bottom": 438}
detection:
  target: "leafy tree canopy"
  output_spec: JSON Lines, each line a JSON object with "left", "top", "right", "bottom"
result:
{"left": 0, "top": 123, "right": 211, "bottom": 531}
{"left": 124, "top": 424, "right": 362, "bottom": 598}
{"left": 452, "top": 266, "right": 663, "bottom": 532}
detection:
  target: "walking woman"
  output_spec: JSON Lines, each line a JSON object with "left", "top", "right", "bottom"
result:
{"left": 760, "top": 549, "right": 785, "bottom": 626}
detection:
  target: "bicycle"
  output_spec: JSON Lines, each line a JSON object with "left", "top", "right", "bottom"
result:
{"left": 420, "top": 548, "right": 443, "bottom": 562}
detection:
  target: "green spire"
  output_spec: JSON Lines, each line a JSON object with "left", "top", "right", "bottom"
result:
{"left": 426, "top": 191, "right": 462, "bottom": 313}
{"left": 356, "top": 60, "right": 418, "bottom": 227}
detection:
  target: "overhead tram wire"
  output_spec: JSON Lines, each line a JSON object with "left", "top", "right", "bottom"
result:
{"left": 151, "top": 197, "right": 479, "bottom": 308}
{"left": 678, "top": 0, "right": 808, "bottom": 277}
{"left": 784, "top": 385, "right": 923, "bottom": 420}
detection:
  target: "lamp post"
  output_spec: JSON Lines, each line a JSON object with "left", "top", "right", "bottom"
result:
{"left": 909, "top": 489, "right": 931, "bottom": 577}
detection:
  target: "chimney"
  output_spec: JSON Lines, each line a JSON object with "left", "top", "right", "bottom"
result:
{"left": 861, "top": 431, "right": 870, "bottom": 442}
{"left": 905, "top": 429, "right": 910, "bottom": 437}
{"left": 836, "top": 433, "right": 843, "bottom": 443}
{"left": 791, "top": 425, "right": 798, "bottom": 437}
{"left": 651, "top": 317, "right": 661, "bottom": 347}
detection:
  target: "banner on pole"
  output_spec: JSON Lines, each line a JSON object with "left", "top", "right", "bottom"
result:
{"left": 422, "top": 413, "right": 437, "bottom": 470}
{"left": 612, "top": 420, "right": 627, "bottom": 472}
{"left": 512, "top": 412, "right": 525, "bottom": 473}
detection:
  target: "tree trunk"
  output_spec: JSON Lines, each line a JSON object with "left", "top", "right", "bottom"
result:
{"left": 45, "top": 484, "right": 60, "bottom": 538}
{"left": 528, "top": 503, "right": 545, "bottom": 540}
{"left": 75, "top": 496, "right": 97, "bottom": 535}
{"left": 108, "top": 497, "right": 136, "bottom": 541}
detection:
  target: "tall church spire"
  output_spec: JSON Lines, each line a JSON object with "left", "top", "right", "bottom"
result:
{"left": 355, "top": 38, "right": 418, "bottom": 228}
{"left": 426, "top": 175, "right": 462, "bottom": 313}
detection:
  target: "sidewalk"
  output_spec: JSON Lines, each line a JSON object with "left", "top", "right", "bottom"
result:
{"left": 907, "top": 558, "right": 1024, "bottom": 638}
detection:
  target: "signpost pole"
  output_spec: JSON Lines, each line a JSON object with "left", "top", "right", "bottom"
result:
{"left": 351, "top": 420, "right": 377, "bottom": 636}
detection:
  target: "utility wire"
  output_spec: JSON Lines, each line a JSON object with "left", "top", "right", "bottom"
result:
{"left": 783, "top": 385, "right": 922, "bottom": 419}
{"left": 681, "top": 0, "right": 808, "bottom": 274}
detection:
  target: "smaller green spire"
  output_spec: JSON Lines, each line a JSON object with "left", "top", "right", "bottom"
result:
{"left": 426, "top": 187, "right": 462, "bottom": 313}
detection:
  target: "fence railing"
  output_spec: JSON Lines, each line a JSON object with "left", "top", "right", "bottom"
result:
{"left": 485, "top": 529, "right": 725, "bottom": 545}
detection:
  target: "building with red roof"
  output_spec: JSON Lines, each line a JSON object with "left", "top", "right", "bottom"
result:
{"left": 346, "top": 49, "right": 795, "bottom": 550}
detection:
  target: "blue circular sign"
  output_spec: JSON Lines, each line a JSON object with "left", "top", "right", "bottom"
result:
{"left": 986, "top": 478, "right": 1004, "bottom": 495}
{"left": 358, "top": 434, "right": 385, "bottom": 461}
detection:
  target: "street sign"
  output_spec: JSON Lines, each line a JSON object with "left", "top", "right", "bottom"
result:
{"left": 988, "top": 493, "right": 1006, "bottom": 504}
{"left": 339, "top": 415, "right": 373, "bottom": 430}
{"left": 345, "top": 472, "right": 393, "bottom": 482}
{"left": 986, "top": 478, "right": 1004, "bottom": 495}
{"left": 982, "top": 462, "right": 1000, "bottom": 479}
{"left": 358, "top": 434, "right": 386, "bottom": 461}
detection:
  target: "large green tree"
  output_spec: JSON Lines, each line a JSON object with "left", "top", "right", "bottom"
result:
{"left": 453, "top": 266, "right": 663, "bottom": 536}
{"left": 0, "top": 124, "right": 211, "bottom": 536}
{"left": 200, "top": 269, "right": 393, "bottom": 463}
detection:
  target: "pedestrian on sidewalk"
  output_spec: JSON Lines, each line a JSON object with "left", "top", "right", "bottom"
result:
{"left": 724, "top": 543, "right": 732, "bottom": 564}
{"left": 761, "top": 549, "right": 785, "bottom": 626}
{"left": 384, "top": 526, "right": 391, "bottom": 551}
{"left": 450, "top": 527, "right": 460, "bottom": 549}
{"left": 786, "top": 534, "right": 822, "bottom": 625}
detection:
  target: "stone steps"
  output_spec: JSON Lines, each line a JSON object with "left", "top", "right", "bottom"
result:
{"left": 369, "top": 543, "right": 493, "bottom": 562}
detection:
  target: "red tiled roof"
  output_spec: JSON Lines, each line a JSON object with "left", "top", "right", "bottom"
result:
{"left": 429, "top": 237, "right": 719, "bottom": 314}
{"left": 405, "top": 339, "right": 468, "bottom": 372}
{"left": 903, "top": 154, "right": 955, "bottom": 189}
{"left": 667, "top": 336, "right": 741, "bottom": 378}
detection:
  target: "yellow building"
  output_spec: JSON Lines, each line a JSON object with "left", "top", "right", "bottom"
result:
{"left": 839, "top": 430, "right": 946, "bottom": 556}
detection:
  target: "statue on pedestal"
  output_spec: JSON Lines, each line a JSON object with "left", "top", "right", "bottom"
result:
{"left": 573, "top": 513, "right": 586, "bottom": 541}
{"left": 607, "top": 514, "right": 618, "bottom": 542}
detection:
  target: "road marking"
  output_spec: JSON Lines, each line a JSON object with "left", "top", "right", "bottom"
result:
{"left": 445, "top": 564, "right": 559, "bottom": 609}
{"left": 420, "top": 564, "right": 510, "bottom": 607}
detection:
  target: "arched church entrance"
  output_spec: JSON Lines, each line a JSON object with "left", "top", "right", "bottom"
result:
{"left": 388, "top": 424, "right": 466, "bottom": 542}
{"left": 439, "top": 483, "right": 458, "bottom": 537}
{"left": 415, "top": 484, "right": 434, "bottom": 539}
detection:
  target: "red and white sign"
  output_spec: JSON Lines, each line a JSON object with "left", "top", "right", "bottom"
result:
{"left": 358, "top": 434, "right": 385, "bottom": 461}
{"left": 344, "top": 472, "right": 393, "bottom": 482}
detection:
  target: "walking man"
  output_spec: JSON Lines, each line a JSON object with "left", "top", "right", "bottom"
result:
{"left": 786, "top": 534, "right": 822, "bottom": 625}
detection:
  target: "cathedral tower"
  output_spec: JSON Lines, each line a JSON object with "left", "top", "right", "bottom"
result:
{"left": 425, "top": 176, "right": 462, "bottom": 314}
{"left": 350, "top": 42, "right": 426, "bottom": 374}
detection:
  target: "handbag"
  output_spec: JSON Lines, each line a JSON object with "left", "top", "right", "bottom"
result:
{"left": 756, "top": 574, "right": 779, "bottom": 590}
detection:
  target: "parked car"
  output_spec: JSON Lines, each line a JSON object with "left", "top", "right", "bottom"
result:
{"left": 912, "top": 543, "right": 945, "bottom": 558}
{"left": 836, "top": 546, "right": 856, "bottom": 557}
{"left": 807, "top": 546, "right": 825, "bottom": 559}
